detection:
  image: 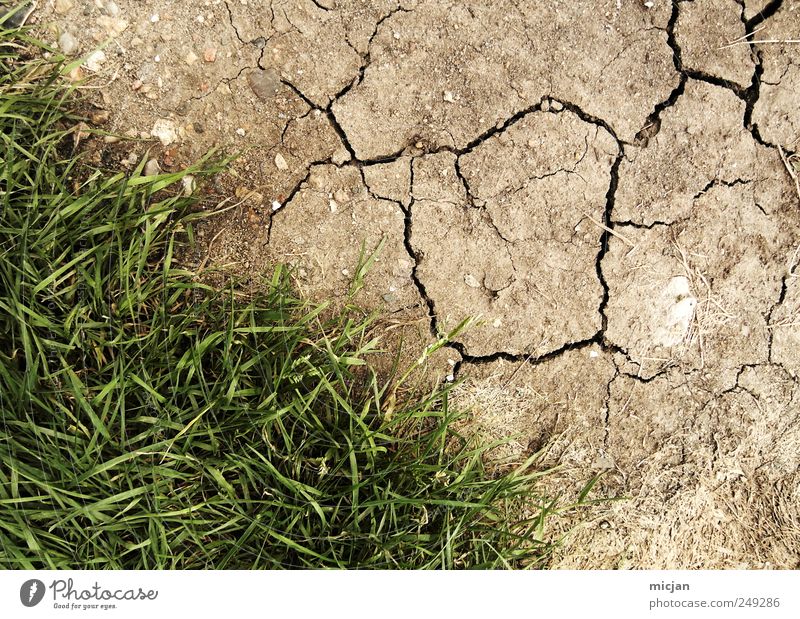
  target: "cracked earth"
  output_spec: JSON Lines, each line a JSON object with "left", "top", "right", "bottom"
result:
{"left": 39, "top": 0, "right": 800, "bottom": 568}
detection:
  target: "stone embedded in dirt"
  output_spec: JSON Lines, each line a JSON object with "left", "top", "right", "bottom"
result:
{"left": 151, "top": 119, "right": 178, "bottom": 146}
{"left": 331, "top": 146, "right": 350, "bottom": 165}
{"left": 675, "top": 0, "right": 754, "bottom": 89}
{"left": 97, "top": 15, "right": 128, "bottom": 38}
{"left": 333, "top": 0, "right": 677, "bottom": 159}
{"left": 89, "top": 110, "right": 110, "bottom": 125}
{"left": 181, "top": 175, "right": 196, "bottom": 197}
{"left": 751, "top": 2, "right": 800, "bottom": 147}
{"left": 143, "top": 158, "right": 161, "bottom": 176}
{"left": 58, "top": 31, "right": 78, "bottom": 55}
{"left": 411, "top": 111, "right": 618, "bottom": 356}
{"left": 54, "top": 0, "right": 74, "bottom": 15}
{"left": 83, "top": 50, "right": 106, "bottom": 72}
{"left": 184, "top": 50, "right": 198, "bottom": 65}
{"left": 247, "top": 68, "right": 281, "bottom": 101}
{"left": 274, "top": 152, "right": 289, "bottom": 171}
{"left": 104, "top": 1, "right": 120, "bottom": 18}
{"left": 203, "top": 47, "right": 217, "bottom": 63}
{"left": 463, "top": 274, "right": 480, "bottom": 288}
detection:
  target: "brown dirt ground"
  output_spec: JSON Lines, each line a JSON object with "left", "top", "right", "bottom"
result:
{"left": 29, "top": 0, "right": 800, "bottom": 568}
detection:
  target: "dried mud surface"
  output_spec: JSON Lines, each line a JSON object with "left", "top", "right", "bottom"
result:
{"left": 38, "top": 0, "right": 800, "bottom": 568}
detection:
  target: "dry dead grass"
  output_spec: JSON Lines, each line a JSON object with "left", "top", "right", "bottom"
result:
{"left": 452, "top": 359, "right": 800, "bottom": 570}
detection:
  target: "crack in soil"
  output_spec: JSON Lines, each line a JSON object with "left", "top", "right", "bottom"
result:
{"left": 256, "top": 0, "right": 794, "bottom": 385}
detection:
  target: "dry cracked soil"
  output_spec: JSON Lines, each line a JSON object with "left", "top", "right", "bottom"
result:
{"left": 28, "top": 0, "right": 800, "bottom": 568}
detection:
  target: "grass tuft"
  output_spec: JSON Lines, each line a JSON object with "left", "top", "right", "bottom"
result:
{"left": 0, "top": 25, "right": 585, "bottom": 569}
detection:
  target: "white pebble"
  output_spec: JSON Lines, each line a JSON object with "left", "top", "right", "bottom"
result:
{"left": 182, "top": 175, "right": 196, "bottom": 196}
{"left": 150, "top": 13, "right": 159, "bottom": 23}
{"left": 236, "top": 128, "right": 246, "bottom": 137}
{"left": 151, "top": 119, "right": 177, "bottom": 146}
{"left": 84, "top": 50, "right": 106, "bottom": 72}
{"left": 58, "top": 31, "right": 78, "bottom": 55}
{"left": 274, "top": 152, "right": 288, "bottom": 170}
{"left": 271, "top": 201, "right": 282, "bottom": 211}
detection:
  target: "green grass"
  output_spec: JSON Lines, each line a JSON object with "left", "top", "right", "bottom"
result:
{"left": 0, "top": 24, "right": 591, "bottom": 569}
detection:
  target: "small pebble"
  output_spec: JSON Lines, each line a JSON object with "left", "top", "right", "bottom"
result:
{"left": 84, "top": 50, "right": 106, "bottom": 72}
{"left": 331, "top": 146, "right": 350, "bottom": 165}
{"left": 151, "top": 119, "right": 177, "bottom": 146}
{"left": 236, "top": 128, "right": 246, "bottom": 137}
{"left": 58, "top": 31, "right": 78, "bottom": 55}
{"left": 143, "top": 158, "right": 161, "bottom": 176}
{"left": 89, "top": 110, "right": 110, "bottom": 124}
{"left": 329, "top": 199, "right": 338, "bottom": 213}
{"left": 184, "top": 51, "right": 198, "bottom": 65}
{"left": 150, "top": 14, "right": 159, "bottom": 23}
{"left": 274, "top": 152, "right": 288, "bottom": 171}
{"left": 464, "top": 274, "right": 480, "bottom": 288}
{"left": 182, "top": 175, "right": 196, "bottom": 196}
{"left": 97, "top": 15, "right": 128, "bottom": 37}
{"left": 550, "top": 100, "right": 564, "bottom": 112}
{"left": 105, "top": 1, "right": 120, "bottom": 17}
{"left": 443, "top": 91, "right": 455, "bottom": 103}
{"left": 203, "top": 47, "right": 217, "bottom": 63}
{"left": 271, "top": 200, "right": 282, "bottom": 211}
{"left": 54, "top": 0, "right": 74, "bottom": 15}
{"left": 247, "top": 68, "right": 280, "bottom": 100}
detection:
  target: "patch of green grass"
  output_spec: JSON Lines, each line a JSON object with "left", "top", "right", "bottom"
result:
{"left": 0, "top": 26, "right": 590, "bottom": 569}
